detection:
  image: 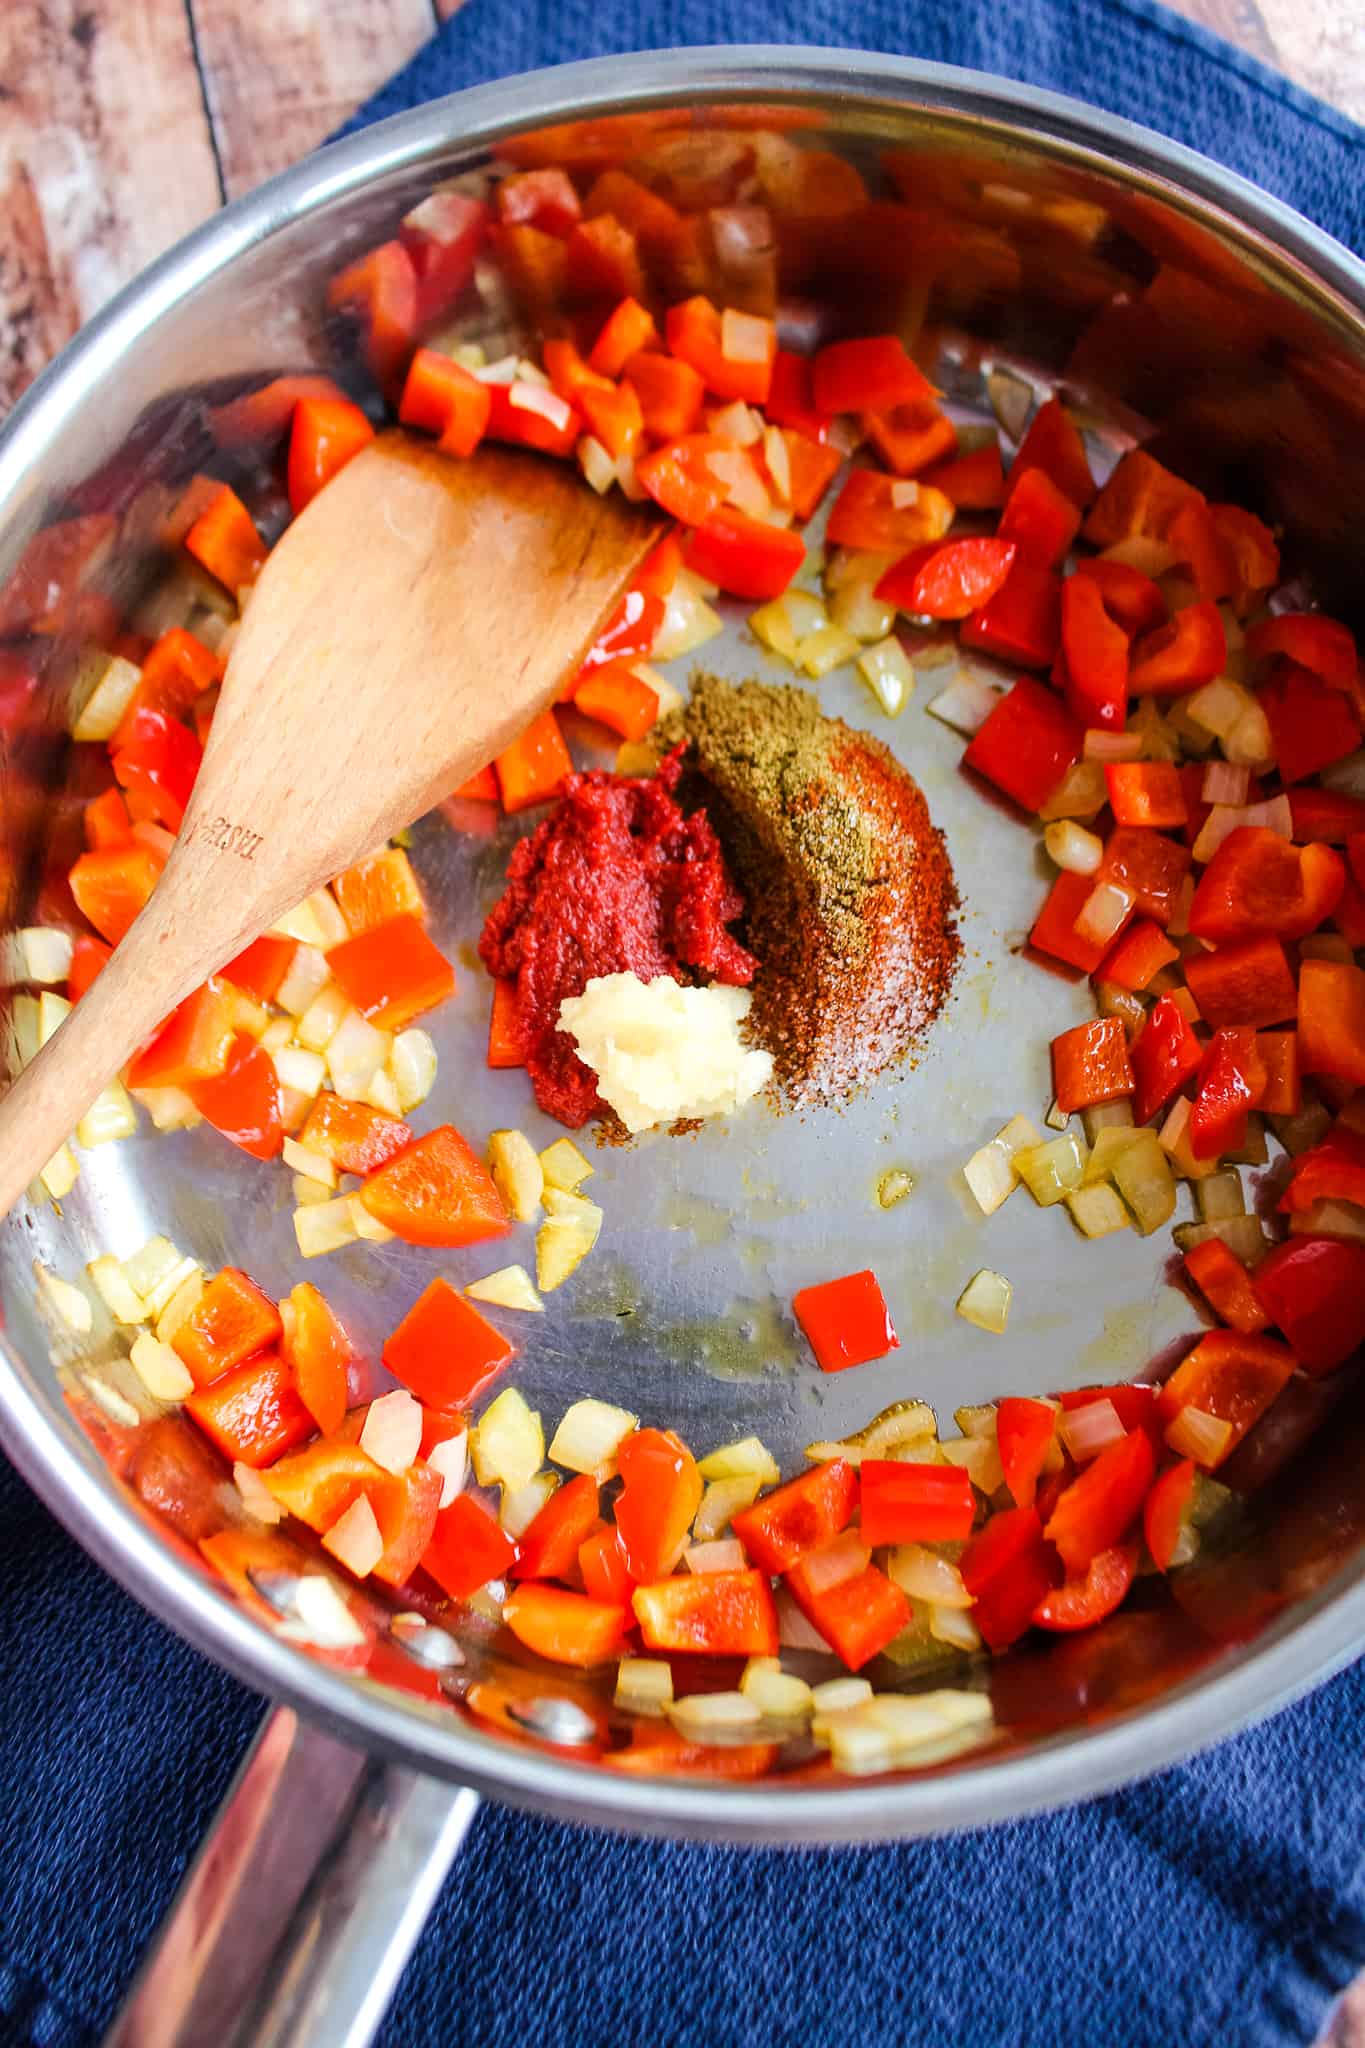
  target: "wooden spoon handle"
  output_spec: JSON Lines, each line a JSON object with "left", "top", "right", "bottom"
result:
{"left": 0, "top": 831, "right": 272, "bottom": 1218}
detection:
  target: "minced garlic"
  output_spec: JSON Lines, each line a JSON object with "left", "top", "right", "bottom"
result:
{"left": 557, "top": 973, "right": 772, "bottom": 1133}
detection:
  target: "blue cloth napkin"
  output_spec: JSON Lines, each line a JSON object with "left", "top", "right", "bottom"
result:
{"left": 4, "top": 9, "right": 1365, "bottom": 2048}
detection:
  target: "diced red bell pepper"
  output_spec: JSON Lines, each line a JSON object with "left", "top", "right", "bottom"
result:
{"left": 859, "top": 1460, "right": 976, "bottom": 1546}
{"left": 297, "top": 1096, "right": 414, "bottom": 1177}
{"left": 1130, "top": 992, "right": 1204, "bottom": 1124}
{"left": 565, "top": 215, "right": 645, "bottom": 304}
{"left": 996, "top": 1397, "right": 1058, "bottom": 1509}
{"left": 824, "top": 469, "right": 953, "bottom": 556}
{"left": 184, "top": 483, "right": 267, "bottom": 593}
{"left": 1252, "top": 1238, "right": 1365, "bottom": 1375}
{"left": 1143, "top": 1459, "right": 1197, "bottom": 1571}
{"left": 280, "top": 1280, "right": 352, "bottom": 1436}
{"left": 111, "top": 705, "right": 203, "bottom": 833}
{"left": 575, "top": 585, "right": 666, "bottom": 684}
{"left": 1056, "top": 1384, "right": 1161, "bottom": 1439}
{"left": 1072, "top": 557, "right": 1167, "bottom": 637}
{"left": 778, "top": 432, "right": 842, "bottom": 522}
{"left": 623, "top": 353, "right": 706, "bottom": 440}
{"left": 1281, "top": 1126, "right": 1365, "bottom": 1216}
{"left": 730, "top": 1458, "right": 857, "bottom": 1574}
{"left": 224, "top": 934, "right": 296, "bottom": 1005}
{"left": 483, "top": 381, "right": 580, "bottom": 458}
{"left": 209, "top": 373, "right": 349, "bottom": 450}
{"left": 543, "top": 337, "right": 613, "bottom": 405}
{"left": 1096, "top": 917, "right": 1179, "bottom": 993}
{"left": 421, "top": 1493, "right": 518, "bottom": 1601}
{"left": 963, "top": 678, "right": 1083, "bottom": 815}
{"left": 398, "top": 349, "right": 491, "bottom": 457}
{"left": 1033, "top": 1542, "right": 1138, "bottom": 1630}
{"left": 325, "top": 914, "right": 455, "bottom": 1032}
{"left": 959, "top": 1507, "right": 1060, "bottom": 1650}
{"left": 811, "top": 334, "right": 933, "bottom": 416}
{"left": 498, "top": 166, "right": 582, "bottom": 237}
{"left": 1210, "top": 504, "right": 1279, "bottom": 609}
{"left": 1289, "top": 789, "right": 1365, "bottom": 845}
{"left": 1012, "top": 396, "right": 1095, "bottom": 508}
{"left": 114, "top": 629, "right": 221, "bottom": 747}
{"left": 1043, "top": 1427, "right": 1155, "bottom": 1575}
{"left": 1166, "top": 500, "right": 1235, "bottom": 604}
{"left": 579, "top": 380, "right": 645, "bottom": 461}
{"left": 1190, "top": 828, "right": 1345, "bottom": 946}
{"left": 1000, "top": 467, "right": 1082, "bottom": 570}
{"left": 1097, "top": 827, "right": 1190, "bottom": 928}
{"left": 360, "top": 1125, "right": 508, "bottom": 1250}
{"left": 1059, "top": 572, "right": 1129, "bottom": 730}
{"left": 494, "top": 710, "right": 573, "bottom": 814}
{"left": 487, "top": 979, "right": 523, "bottom": 1069}
{"left": 1184, "top": 934, "right": 1299, "bottom": 1031}
{"left": 919, "top": 441, "right": 1006, "bottom": 509}
{"left": 1082, "top": 448, "right": 1201, "bottom": 550}
{"left": 503, "top": 1584, "right": 630, "bottom": 1667}
{"left": 959, "top": 561, "right": 1061, "bottom": 669}
{"left": 1183, "top": 1238, "right": 1270, "bottom": 1336}
{"left": 634, "top": 433, "right": 732, "bottom": 525}
{"left": 511, "top": 1475, "right": 601, "bottom": 1582}
{"left": 862, "top": 401, "right": 957, "bottom": 479}
{"left": 615, "top": 1427, "right": 703, "bottom": 1580}
{"left": 579, "top": 1524, "right": 635, "bottom": 1605}
{"left": 589, "top": 295, "right": 659, "bottom": 376}
{"left": 875, "top": 538, "right": 1016, "bottom": 620}
{"left": 68, "top": 843, "right": 164, "bottom": 945}
{"left": 1245, "top": 612, "right": 1357, "bottom": 691}
{"left": 331, "top": 847, "right": 425, "bottom": 933}
{"left": 1029, "top": 870, "right": 1118, "bottom": 975}
{"left": 665, "top": 296, "right": 775, "bottom": 405}
{"left": 127, "top": 978, "right": 239, "bottom": 1089}
{"left": 84, "top": 786, "right": 133, "bottom": 852}
{"left": 327, "top": 239, "right": 419, "bottom": 391}
{"left": 1298, "top": 959, "right": 1365, "bottom": 1089}
{"left": 188, "top": 1032, "right": 284, "bottom": 1160}
{"left": 632, "top": 1570, "right": 779, "bottom": 1656}
{"left": 683, "top": 509, "right": 805, "bottom": 601}
{"left": 1190, "top": 1027, "right": 1266, "bottom": 1160}
{"left": 784, "top": 1559, "right": 911, "bottom": 1672}
{"left": 573, "top": 665, "right": 660, "bottom": 741}
{"left": 288, "top": 397, "right": 377, "bottom": 515}
{"left": 399, "top": 188, "right": 487, "bottom": 327}
{"left": 1051, "top": 1015, "right": 1135, "bottom": 1114}
{"left": 791, "top": 1269, "right": 898, "bottom": 1373}
{"left": 1257, "top": 1029, "right": 1301, "bottom": 1115}
{"left": 172, "top": 1266, "right": 282, "bottom": 1390}
{"left": 186, "top": 1352, "right": 313, "bottom": 1470}
{"left": 1156, "top": 1329, "right": 1297, "bottom": 1449}
{"left": 1105, "top": 761, "right": 1188, "bottom": 830}
{"left": 67, "top": 934, "right": 111, "bottom": 1002}
{"left": 764, "top": 350, "right": 831, "bottom": 442}
{"left": 489, "top": 222, "right": 567, "bottom": 319}
{"left": 1261, "top": 662, "right": 1363, "bottom": 786}
{"left": 383, "top": 1275, "right": 515, "bottom": 1407}
{"left": 1128, "top": 601, "right": 1226, "bottom": 695}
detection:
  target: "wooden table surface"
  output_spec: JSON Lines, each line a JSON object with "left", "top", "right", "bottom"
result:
{"left": 1, "top": 0, "right": 1362, "bottom": 415}
{"left": 1, "top": 4, "right": 1364, "bottom": 2042}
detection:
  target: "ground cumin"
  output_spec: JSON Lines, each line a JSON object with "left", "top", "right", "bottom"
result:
{"left": 654, "top": 676, "right": 960, "bottom": 1105}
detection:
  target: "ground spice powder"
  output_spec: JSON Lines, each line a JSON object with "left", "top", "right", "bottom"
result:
{"left": 655, "top": 676, "right": 960, "bottom": 1104}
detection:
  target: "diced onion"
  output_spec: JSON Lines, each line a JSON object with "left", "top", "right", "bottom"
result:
{"left": 887, "top": 1545, "right": 972, "bottom": 1609}
{"left": 1065, "top": 1183, "right": 1130, "bottom": 1237}
{"left": 798, "top": 622, "right": 860, "bottom": 679}
{"left": 391, "top": 1029, "right": 437, "bottom": 1112}
{"left": 86, "top": 1255, "right": 146, "bottom": 1325}
{"left": 508, "top": 382, "right": 572, "bottom": 433}
{"left": 799, "top": 1529, "right": 869, "bottom": 1595}
{"left": 692, "top": 1472, "right": 763, "bottom": 1540}
{"left": 1289, "top": 1198, "right": 1365, "bottom": 1243}
{"left": 1044, "top": 820, "right": 1104, "bottom": 875}
{"left": 128, "top": 1331, "right": 194, "bottom": 1402}
{"left": 928, "top": 1604, "right": 983, "bottom": 1652}
{"left": 76, "top": 1079, "right": 138, "bottom": 1149}
{"left": 711, "top": 400, "right": 764, "bottom": 447}
{"left": 78, "top": 1370, "right": 137, "bottom": 1426}
{"left": 1172, "top": 1214, "right": 1268, "bottom": 1264}
{"left": 1015, "top": 1131, "right": 1086, "bottom": 1206}
{"left": 277, "top": 944, "right": 331, "bottom": 1018}
{"left": 720, "top": 308, "right": 770, "bottom": 364}
{"left": 762, "top": 424, "right": 792, "bottom": 503}
{"left": 472, "top": 1388, "right": 543, "bottom": 1492}
{"left": 365, "top": 1064, "right": 401, "bottom": 1117}
{"left": 1196, "top": 1169, "right": 1246, "bottom": 1223}
{"left": 427, "top": 1431, "right": 468, "bottom": 1507}
{"left": 927, "top": 671, "right": 1002, "bottom": 736}
{"left": 548, "top": 1398, "right": 637, "bottom": 1479}
{"left": 274, "top": 1047, "right": 327, "bottom": 1101}
{"left": 1202, "top": 760, "right": 1252, "bottom": 807}
{"left": 577, "top": 435, "right": 617, "bottom": 494}
{"left": 955, "top": 1269, "right": 1012, "bottom": 1335}
{"left": 155, "top": 1268, "right": 205, "bottom": 1347}
{"left": 4, "top": 927, "right": 74, "bottom": 986}
{"left": 293, "top": 1194, "right": 359, "bottom": 1258}
{"left": 684, "top": 1538, "right": 746, "bottom": 1574}
{"left": 323, "top": 1494, "right": 384, "bottom": 1578}
{"left": 1164, "top": 1405, "right": 1233, "bottom": 1467}
{"left": 890, "top": 479, "right": 921, "bottom": 510}
{"left": 669, "top": 1691, "right": 762, "bottom": 1737}
{"left": 539, "top": 1137, "right": 593, "bottom": 1193}
{"left": 1111, "top": 1129, "right": 1177, "bottom": 1234}
{"left": 1083, "top": 729, "right": 1143, "bottom": 762}
{"left": 776, "top": 1586, "right": 833, "bottom": 1652}
{"left": 857, "top": 636, "right": 915, "bottom": 716}
{"left": 1074, "top": 880, "right": 1135, "bottom": 948}
{"left": 234, "top": 1461, "right": 284, "bottom": 1525}
{"left": 810, "top": 1676, "right": 874, "bottom": 1714}
{"left": 487, "top": 1129, "right": 543, "bottom": 1223}
{"left": 34, "top": 1263, "right": 93, "bottom": 1334}
{"left": 289, "top": 1577, "right": 367, "bottom": 1650}
{"left": 697, "top": 1435, "right": 781, "bottom": 1485}
{"left": 296, "top": 982, "right": 349, "bottom": 1052}
{"left": 1039, "top": 760, "right": 1108, "bottom": 822}
{"left": 653, "top": 574, "right": 723, "bottom": 661}
{"left": 70, "top": 651, "right": 142, "bottom": 742}
{"left": 465, "top": 1264, "right": 543, "bottom": 1312}
{"left": 500, "top": 1472, "right": 557, "bottom": 1537}
{"left": 473, "top": 353, "right": 518, "bottom": 384}
{"left": 360, "top": 1388, "right": 422, "bottom": 1475}
{"left": 940, "top": 1432, "right": 1004, "bottom": 1492}
{"left": 1191, "top": 794, "right": 1292, "bottom": 864}
{"left": 325, "top": 1010, "right": 390, "bottom": 1100}
{"left": 740, "top": 1659, "right": 814, "bottom": 1719}
{"left": 616, "top": 1658, "right": 673, "bottom": 1714}
{"left": 281, "top": 1135, "right": 335, "bottom": 1187}
{"left": 706, "top": 448, "right": 771, "bottom": 519}
{"left": 1059, "top": 1397, "right": 1126, "bottom": 1462}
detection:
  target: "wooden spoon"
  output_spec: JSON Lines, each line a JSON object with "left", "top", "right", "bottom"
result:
{"left": 0, "top": 433, "right": 658, "bottom": 1216}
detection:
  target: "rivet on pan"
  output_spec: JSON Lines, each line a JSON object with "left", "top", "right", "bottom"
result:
{"left": 387, "top": 1612, "right": 465, "bottom": 1670}
{"left": 507, "top": 1696, "right": 597, "bottom": 1745}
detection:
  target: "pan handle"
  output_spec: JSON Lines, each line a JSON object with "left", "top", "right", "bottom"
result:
{"left": 103, "top": 1704, "right": 479, "bottom": 2048}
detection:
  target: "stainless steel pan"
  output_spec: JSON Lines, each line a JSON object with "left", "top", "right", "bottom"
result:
{"left": 2, "top": 48, "right": 1364, "bottom": 2048}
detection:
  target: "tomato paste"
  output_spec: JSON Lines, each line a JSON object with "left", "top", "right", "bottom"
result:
{"left": 478, "top": 750, "right": 754, "bottom": 1126}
